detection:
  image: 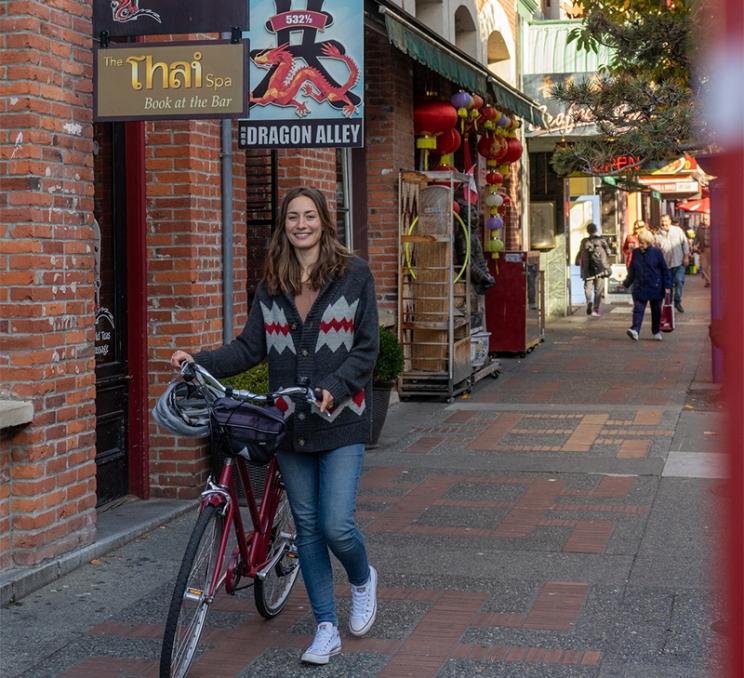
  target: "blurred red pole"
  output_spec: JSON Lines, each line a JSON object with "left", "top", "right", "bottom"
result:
{"left": 718, "top": 0, "right": 744, "bottom": 673}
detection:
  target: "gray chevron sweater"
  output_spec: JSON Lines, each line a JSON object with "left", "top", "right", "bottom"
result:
{"left": 194, "top": 256, "right": 379, "bottom": 453}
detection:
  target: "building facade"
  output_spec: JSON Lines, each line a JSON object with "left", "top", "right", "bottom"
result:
{"left": 1, "top": 0, "right": 542, "bottom": 575}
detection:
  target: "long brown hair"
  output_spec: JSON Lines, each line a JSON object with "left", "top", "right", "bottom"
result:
{"left": 264, "top": 186, "right": 349, "bottom": 296}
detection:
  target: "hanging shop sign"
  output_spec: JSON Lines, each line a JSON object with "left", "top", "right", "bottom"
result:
{"left": 239, "top": 0, "right": 364, "bottom": 149}
{"left": 93, "top": 0, "right": 248, "bottom": 38}
{"left": 94, "top": 40, "right": 249, "bottom": 121}
{"left": 522, "top": 73, "right": 599, "bottom": 137}
{"left": 523, "top": 73, "right": 642, "bottom": 139}
{"left": 637, "top": 177, "right": 700, "bottom": 196}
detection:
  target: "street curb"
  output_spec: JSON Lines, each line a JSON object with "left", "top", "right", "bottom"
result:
{"left": 0, "top": 499, "right": 195, "bottom": 606}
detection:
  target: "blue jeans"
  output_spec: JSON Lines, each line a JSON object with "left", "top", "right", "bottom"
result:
{"left": 670, "top": 265, "right": 685, "bottom": 305}
{"left": 277, "top": 444, "right": 369, "bottom": 625}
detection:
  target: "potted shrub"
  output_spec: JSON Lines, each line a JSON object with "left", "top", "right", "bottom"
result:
{"left": 370, "top": 325, "right": 404, "bottom": 446}
{"left": 221, "top": 362, "right": 270, "bottom": 393}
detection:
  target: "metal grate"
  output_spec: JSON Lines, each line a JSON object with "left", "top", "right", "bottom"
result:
{"left": 245, "top": 150, "right": 277, "bottom": 299}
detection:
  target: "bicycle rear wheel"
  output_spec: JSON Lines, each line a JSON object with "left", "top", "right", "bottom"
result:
{"left": 254, "top": 493, "right": 300, "bottom": 618}
{"left": 160, "top": 504, "right": 225, "bottom": 678}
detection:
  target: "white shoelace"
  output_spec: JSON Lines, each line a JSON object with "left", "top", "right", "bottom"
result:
{"left": 351, "top": 580, "right": 373, "bottom": 616}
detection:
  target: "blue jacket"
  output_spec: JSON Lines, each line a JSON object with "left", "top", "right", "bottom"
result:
{"left": 623, "top": 246, "right": 672, "bottom": 301}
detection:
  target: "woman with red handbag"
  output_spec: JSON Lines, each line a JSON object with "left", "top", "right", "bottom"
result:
{"left": 623, "top": 230, "right": 672, "bottom": 341}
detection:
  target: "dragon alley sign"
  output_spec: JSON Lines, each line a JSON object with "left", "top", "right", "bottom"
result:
{"left": 239, "top": 0, "right": 365, "bottom": 149}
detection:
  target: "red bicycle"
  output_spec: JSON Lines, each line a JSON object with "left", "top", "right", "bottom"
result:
{"left": 159, "top": 363, "right": 316, "bottom": 678}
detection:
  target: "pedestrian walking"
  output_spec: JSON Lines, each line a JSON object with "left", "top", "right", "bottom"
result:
{"left": 694, "top": 213, "right": 712, "bottom": 287}
{"left": 622, "top": 220, "right": 646, "bottom": 268}
{"left": 575, "top": 222, "right": 611, "bottom": 316}
{"left": 623, "top": 230, "right": 672, "bottom": 341}
{"left": 170, "top": 186, "right": 380, "bottom": 666}
{"left": 655, "top": 213, "right": 690, "bottom": 312}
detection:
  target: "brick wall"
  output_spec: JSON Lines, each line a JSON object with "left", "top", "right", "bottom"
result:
{"left": 364, "top": 30, "right": 415, "bottom": 323}
{"left": 146, "top": 120, "right": 248, "bottom": 498}
{"left": 504, "top": 162, "right": 523, "bottom": 250}
{"left": 276, "top": 148, "right": 337, "bottom": 202}
{"left": 0, "top": 0, "right": 97, "bottom": 567}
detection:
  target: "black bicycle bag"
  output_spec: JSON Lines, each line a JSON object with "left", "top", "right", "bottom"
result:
{"left": 210, "top": 397, "right": 286, "bottom": 464}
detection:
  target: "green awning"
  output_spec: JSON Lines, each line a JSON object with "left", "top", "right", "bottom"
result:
{"left": 382, "top": 10, "right": 546, "bottom": 128}
{"left": 602, "top": 175, "right": 662, "bottom": 200}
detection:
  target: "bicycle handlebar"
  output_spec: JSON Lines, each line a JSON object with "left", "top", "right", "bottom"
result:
{"left": 180, "top": 361, "right": 318, "bottom": 406}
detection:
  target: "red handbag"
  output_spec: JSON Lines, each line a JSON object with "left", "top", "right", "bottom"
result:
{"left": 660, "top": 291, "right": 675, "bottom": 332}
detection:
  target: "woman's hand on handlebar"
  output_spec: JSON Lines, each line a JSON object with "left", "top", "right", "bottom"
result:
{"left": 171, "top": 350, "right": 194, "bottom": 370}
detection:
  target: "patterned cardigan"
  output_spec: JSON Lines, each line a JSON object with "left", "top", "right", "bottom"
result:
{"left": 194, "top": 256, "right": 379, "bottom": 453}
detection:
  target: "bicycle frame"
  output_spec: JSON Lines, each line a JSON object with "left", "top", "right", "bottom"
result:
{"left": 160, "top": 362, "right": 312, "bottom": 678}
{"left": 200, "top": 454, "right": 285, "bottom": 600}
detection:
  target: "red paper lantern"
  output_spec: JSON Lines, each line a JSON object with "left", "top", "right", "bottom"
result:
{"left": 480, "top": 106, "right": 499, "bottom": 122}
{"left": 501, "top": 137, "right": 524, "bottom": 164}
{"left": 414, "top": 100, "right": 458, "bottom": 136}
{"left": 485, "top": 171, "right": 503, "bottom": 185}
{"left": 477, "top": 134, "right": 508, "bottom": 163}
{"left": 435, "top": 127, "right": 461, "bottom": 155}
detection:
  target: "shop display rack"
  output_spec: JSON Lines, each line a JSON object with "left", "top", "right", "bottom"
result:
{"left": 397, "top": 170, "right": 500, "bottom": 401}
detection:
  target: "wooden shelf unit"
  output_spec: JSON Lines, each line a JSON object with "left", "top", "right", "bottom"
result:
{"left": 397, "top": 170, "right": 472, "bottom": 401}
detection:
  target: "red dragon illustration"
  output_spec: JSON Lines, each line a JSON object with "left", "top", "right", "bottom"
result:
{"left": 251, "top": 42, "right": 359, "bottom": 117}
{"left": 111, "top": 0, "right": 161, "bottom": 23}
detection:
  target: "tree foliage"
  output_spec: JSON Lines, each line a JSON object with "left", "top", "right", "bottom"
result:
{"left": 550, "top": 0, "right": 704, "bottom": 176}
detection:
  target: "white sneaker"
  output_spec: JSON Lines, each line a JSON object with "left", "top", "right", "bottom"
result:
{"left": 653, "top": 332, "right": 663, "bottom": 341}
{"left": 301, "top": 622, "right": 341, "bottom": 665}
{"left": 591, "top": 310, "right": 600, "bottom": 317}
{"left": 349, "top": 565, "right": 377, "bottom": 637}
{"left": 626, "top": 328, "right": 639, "bottom": 341}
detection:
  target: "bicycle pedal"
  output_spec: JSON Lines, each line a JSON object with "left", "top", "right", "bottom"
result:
{"left": 287, "top": 546, "right": 298, "bottom": 558}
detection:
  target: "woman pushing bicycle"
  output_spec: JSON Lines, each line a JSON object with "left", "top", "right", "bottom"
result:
{"left": 170, "top": 186, "right": 379, "bottom": 666}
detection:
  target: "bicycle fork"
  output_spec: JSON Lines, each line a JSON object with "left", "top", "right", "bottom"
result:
{"left": 194, "top": 469, "right": 241, "bottom": 603}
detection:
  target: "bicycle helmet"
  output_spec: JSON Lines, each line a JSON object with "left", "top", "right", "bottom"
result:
{"left": 152, "top": 380, "right": 211, "bottom": 438}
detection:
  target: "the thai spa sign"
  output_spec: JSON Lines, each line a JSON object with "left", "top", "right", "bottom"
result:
{"left": 238, "top": 0, "right": 364, "bottom": 149}
{"left": 93, "top": 0, "right": 248, "bottom": 38}
{"left": 94, "top": 41, "right": 248, "bottom": 121}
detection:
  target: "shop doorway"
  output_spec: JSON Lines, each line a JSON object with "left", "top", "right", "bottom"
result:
{"left": 93, "top": 122, "right": 130, "bottom": 506}
{"left": 568, "top": 195, "right": 600, "bottom": 307}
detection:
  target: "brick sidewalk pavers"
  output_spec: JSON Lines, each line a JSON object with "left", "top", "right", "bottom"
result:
{"left": 3, "top": 278, "right": 720, "bottom": 678}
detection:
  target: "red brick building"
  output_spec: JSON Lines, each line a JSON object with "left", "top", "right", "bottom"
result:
{"left": 1, "top": 0, "right": 541, "bottom": 575}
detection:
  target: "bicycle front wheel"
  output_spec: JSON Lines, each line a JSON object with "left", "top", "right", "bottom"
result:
{"left": 160, "top": 504, "right": 225, "bottom": 678}
{"left": 254, "top": 493, "right": 300, "bottom": 618}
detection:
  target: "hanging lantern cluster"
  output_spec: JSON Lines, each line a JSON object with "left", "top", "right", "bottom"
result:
{"left": 412, "top": 96, "right": 526, "bottom": 264}
{"left": 450, "top": 90, "right": 485, "bottom": 134}
{"left": 475, "top": 107, "right": 524, "bottom": 259}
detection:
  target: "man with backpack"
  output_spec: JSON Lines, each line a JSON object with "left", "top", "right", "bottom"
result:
{"left": 575, "top": 222, "right": 612, "bottom": 316}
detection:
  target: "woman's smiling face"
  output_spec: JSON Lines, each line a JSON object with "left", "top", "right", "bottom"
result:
{"left": 285, "top": 195, "right": 322, "bottom": 253}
